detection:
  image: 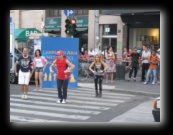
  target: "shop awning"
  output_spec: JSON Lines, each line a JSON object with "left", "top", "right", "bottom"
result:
{"left": 14, "top": 28, "right": 42, "bottom": 42}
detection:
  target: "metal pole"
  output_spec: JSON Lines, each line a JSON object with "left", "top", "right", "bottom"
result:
{"left": 94, "top": 10, "right": 99, "bottom": 51}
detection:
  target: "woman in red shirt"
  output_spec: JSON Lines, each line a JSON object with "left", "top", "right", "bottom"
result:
{"left": 49, "top": 50, "right": 75, "bottom": 104}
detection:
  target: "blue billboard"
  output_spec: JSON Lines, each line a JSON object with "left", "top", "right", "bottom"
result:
{"left": 41, "top": 37, "right": 79, "bottom": 89}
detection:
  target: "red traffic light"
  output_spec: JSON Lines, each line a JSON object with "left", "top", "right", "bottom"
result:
{"left": 71, "top": 19, "right": 76, "bottom": 24}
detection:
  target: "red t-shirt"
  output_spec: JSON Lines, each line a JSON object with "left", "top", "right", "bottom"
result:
{"left": 56, "top": 58, "right": 69, "bottom": 80}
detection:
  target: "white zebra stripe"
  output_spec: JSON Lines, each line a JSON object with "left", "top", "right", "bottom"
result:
{"left": 10, "top": 103, "right": 101, "bottom": 115}
{"left": 10, "top": 115, "right": 69, "bottom": 122}
{"left": 28, "top": 92, "right": 131, "bottom": 102}
{"left": 10, "top": 98, "right": 109, "bottom": 110}
{"left": 11, "top": 95, "right": 120, "bottom": 106}
{"left": 10, "top": 108, "right": 90, "bottom": 120}
{"left": 41, "top": 88, "right": 135, "bottom": 97}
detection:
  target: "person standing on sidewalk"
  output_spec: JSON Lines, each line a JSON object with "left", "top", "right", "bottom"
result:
{"left": 49, "top": 50, "right": 75, "bottom": 104}
{"left": 15, "top": 48, "right": 34, "bottom": 99}
{"left": 140, "top": 45, "right": 151, "bottom": 82}
{"left": 105, "top": 46, "right": 116, "bottom": 83}
{"left": 128, "top": 47, "right": 141, "bottom": 82}
{"left": 143, "top": 49, "right": 159, "bottom": 85}
{"left": 33, "top": 49, "right": 48, "bottom": 91}
{"left": 89, "top": 54, "right": 108, "bottom": 97}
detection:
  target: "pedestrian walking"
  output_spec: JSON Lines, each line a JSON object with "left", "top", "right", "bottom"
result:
{"left": 128, "top": 47, "right": 141, "bottom": 82}
{"left": 33, "top": 49, "right": 48, "bottom": 91}
{"left": 14, "top": 48, "right": 34, "bottom": 99}
{"left": 89, "top": 54, "right": 108, "bottom": 97}
{"left": 143, "top": 49, "right": 159, "bottom": 85}
{"left": 49, "top": 50, "right": 75, "bottom": 104}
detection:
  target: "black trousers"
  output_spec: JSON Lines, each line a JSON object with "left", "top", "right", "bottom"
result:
{"left": 129, "top": 65, "right": 139, "bottom": 78}
{"left": 57, "top": 79, "right": 69, "bottom": 100}
{"left": 141, "top": 63, "right": 150, "bottom": 81}
{"left": 94, "top": 75, "right": 103, "bottom": 93}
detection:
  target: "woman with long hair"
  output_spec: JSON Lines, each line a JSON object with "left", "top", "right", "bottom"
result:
{"left": 89, "top": 54, "right": 108, "bottom": 97}
{"left": 33, "top": 49, "right": 48, "bottom": 91}
{"left": 105, "top": 46, "right": 116, "bottom": 83}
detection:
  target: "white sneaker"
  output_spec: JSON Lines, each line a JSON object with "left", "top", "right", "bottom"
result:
{"left": 57, "top": 99, "right": 62, "bottom": 103}
{"left": 38, "top": 88, "right": 42, "bottom": 91}
{"left": 34, "top": 88, "right": 38, "bottom": 91}
{"left": 24, "top": 95, "right": 28, "bottom": 99}
{"left": 143, "top": 82, "right": 147, "bottom": 85}
{"left": 152, "top": 82, "right": 155, "bottom": 85}
{"left": 21, "top": 94, "right": 25, "bottom": 99}
{"left": 62, "top": 99, "right": 66, "bottom": 104}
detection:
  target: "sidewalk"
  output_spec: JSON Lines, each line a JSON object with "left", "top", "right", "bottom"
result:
{"left": 78, "top": 68, "right": 160, "bottom": 97}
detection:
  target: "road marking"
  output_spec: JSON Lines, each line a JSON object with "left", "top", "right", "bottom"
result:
{"left": 10, "top": 103, "right": 101, "bottom": 114}
{"left": 10, "top": 115, "right": 69, "bottom": 122}
{"left": 28, "top": 92, "right": 131, "bottom": 102}
{"left": 10, "top": 108, "right": 90, "bottom": 120}
{"left": 10, "top": 98, "right": 109, "bottom": 110}
{"left": 42, "top": 88, "right": 135, "bottom": 97}
{"left": 11, "top": 95, "right": 120, "bottom": 106}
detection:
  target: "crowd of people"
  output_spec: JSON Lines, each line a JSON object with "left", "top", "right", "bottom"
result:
{"left": 14, "top": 44, "right": 160, "bottom": 103}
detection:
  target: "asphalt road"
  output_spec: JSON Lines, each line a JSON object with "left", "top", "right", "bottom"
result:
{"left": 10, "top": 83, "right": 156, "bottom": 123}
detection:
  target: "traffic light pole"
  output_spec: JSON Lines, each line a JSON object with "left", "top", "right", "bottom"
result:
{"left": 61, "top": 10, "right": 67, "bottom": 37}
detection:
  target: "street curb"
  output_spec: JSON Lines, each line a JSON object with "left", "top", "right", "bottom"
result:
{"left": 78, "top": 86, "right": 160, "bottom": 97}
{"left": 109, "top": 88, "right": 160, "bottom": 97}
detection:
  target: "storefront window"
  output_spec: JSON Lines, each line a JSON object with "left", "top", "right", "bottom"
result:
{"left": 102, "top": 24, "right": 117, "bottom": 35}
{"left": 75, "top": 10, "right": 89, "bottom": 15}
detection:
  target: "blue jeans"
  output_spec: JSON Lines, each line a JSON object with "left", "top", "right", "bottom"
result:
{"left": 57, "top": 79, "right": 69, "bottom": 100}
{"left": 145, "top": 69, "right": 157, "bottom": 83}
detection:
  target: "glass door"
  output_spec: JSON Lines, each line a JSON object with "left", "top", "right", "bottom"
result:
{"left": 102, "top": 38, "right": 117, "bottom": 53}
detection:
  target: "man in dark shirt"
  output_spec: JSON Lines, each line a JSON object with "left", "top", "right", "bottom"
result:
{"left": 15, "top": 48, "right": 34, "bottom": 99}
{"left": 128, "top": 47, "right": 141, "bottom": 82}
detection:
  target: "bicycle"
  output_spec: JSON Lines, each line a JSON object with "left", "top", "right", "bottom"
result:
{"left": 78, "top": 59, "right": 94, "bottom": 81}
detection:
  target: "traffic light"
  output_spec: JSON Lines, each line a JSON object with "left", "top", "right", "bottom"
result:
{"left": 65, "top": 18, "right": 77, "bottom": 35}
{"left": 70, "top": 19, "right": 77, "bottom": 35}
{"left": 65, "top": 19, "right": 71, "bottom": 35}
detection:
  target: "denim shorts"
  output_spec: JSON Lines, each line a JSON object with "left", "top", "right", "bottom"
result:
{"left": 35, "top": 67, "right": 43, "bottom": 72}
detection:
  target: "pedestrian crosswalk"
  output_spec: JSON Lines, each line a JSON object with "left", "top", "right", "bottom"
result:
{"left": 10, "top": 87, "right": 136, "bottom": 122}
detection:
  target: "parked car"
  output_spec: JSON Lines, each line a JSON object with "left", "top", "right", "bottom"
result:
{"left": 152, "top": 97, "right": 160, "bottom": 122}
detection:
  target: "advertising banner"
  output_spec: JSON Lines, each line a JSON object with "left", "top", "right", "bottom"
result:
{"left": 41, "top": 37, "right": 79, "bottom": 89}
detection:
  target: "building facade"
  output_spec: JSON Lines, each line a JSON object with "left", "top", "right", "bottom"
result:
{"left": 10, "top": 10, "right": 160, "bottom": 58}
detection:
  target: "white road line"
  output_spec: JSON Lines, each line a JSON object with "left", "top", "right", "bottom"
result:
{"left": 10, "top": 98, "right": 109, "bottom": 110}
{"left": 78, "top": 83, "right": 115, "bottom": 89}
{"left": 28, "top": 92, "right": 131, "bottom": 102}
{"left": 11, "top": 95, "right": 120, "bottom": 106}
{"left": 10, "top": 103, "right": 101, "bottom": 115}
{"left": 10, "top": 115, "right": 69, "bottom": 122}
{"left": 41, "top": 88, "right": 135, "bottom": 97}
{"left": 10, "top": 108, "right": 90, "bottom": 120}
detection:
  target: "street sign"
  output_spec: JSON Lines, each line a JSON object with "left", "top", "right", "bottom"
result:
{"left": 64, "top": 10, "right": 75, "bottom": 17}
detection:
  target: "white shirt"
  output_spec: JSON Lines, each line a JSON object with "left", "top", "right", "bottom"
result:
{"left": 35, "top": 58, "right": 43, "bottom": 67}
{"left": 95, "top": 49, "right": 102, "bottom": 55}
{"left": 88, "top": 50, "right": 95, "bottom": 56}
{"left": 142, "top": 51, "right": 151, "bottom": 63}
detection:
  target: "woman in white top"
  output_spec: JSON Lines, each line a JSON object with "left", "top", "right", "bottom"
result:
{"left": 33, "top": 49, "right": 48, "bottom": 91}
